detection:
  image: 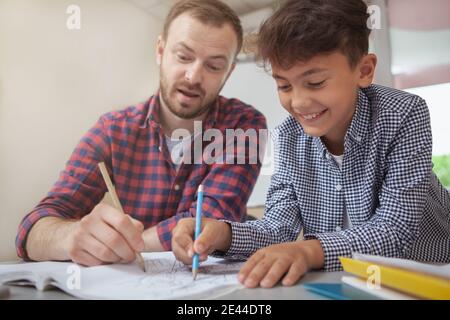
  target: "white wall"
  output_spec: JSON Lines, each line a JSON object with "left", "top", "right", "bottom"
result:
{"left": 0, "top": 0, "right": 163, "bottom": 261}
{"left": 405, "top": 83, "right": 450, "bottom": 156}
{"left": 222, "top": 61, "right": 287, "bottom": 206}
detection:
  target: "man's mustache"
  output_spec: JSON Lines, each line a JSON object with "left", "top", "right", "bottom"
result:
{"left": 175, "top": 82, "right": 205, "bottom": 96}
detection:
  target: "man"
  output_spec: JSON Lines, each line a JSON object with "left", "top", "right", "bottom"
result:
{"left": 16, "top": 0, "right": 266, "bottom": 266}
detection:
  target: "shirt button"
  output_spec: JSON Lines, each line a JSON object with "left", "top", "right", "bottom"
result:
{"left": 356, "top": 136, "right": 362, "bottom": 142}
{"left": 326, "top": 154, "right": 331, "bottom": 160}
{"left": 336, "top": 226, "right": 342, "bottom": 232}
{"left": 174, "top": 184, "right": 180, "bottom": 191}
{"left": 335, "top": 184, "right": 343, "bottom": 191}
{"left": 158, "top": 146, "right": 162, "bottom": 152}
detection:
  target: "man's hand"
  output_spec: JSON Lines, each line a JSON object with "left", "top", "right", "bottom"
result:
{"left": 172, "top": 217, "right": 232, "bottom": 265}
{"left": 238, "top": 240, "right": 325, "bottom": 288}
{"left": 66, "top": 203, "right": 145, "bottom": 266}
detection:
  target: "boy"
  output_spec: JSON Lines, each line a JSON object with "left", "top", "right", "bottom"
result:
{"left": 172, "top": 0, "right": 450, "bottom": 288}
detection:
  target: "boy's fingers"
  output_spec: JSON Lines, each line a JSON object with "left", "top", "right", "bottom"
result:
{"left": 282, "top": 261, "right": 307, "bottom": 286}
{"left": 261, "top": 259, "right": 291, "bottom": 288}
{"left": 238, "top": 251, "right": 265, "bottom": 284}
{"left": 193, "top": 221, "right": 219, "bottom": 254}
{"left": 172, "top": 219, "right": 196, "bottom": 264}
{"left": 243, "top": 256, "right": 274, "bottom": 288}
{"left": 175, "top": 236, "right": 195, "bottom": 264}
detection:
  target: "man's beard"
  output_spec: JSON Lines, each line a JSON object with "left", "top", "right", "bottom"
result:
{"left": 159, "top": 71, "right": 214, "bottom": 120}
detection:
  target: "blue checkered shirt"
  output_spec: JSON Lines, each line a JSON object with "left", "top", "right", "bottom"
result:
{"left": 223, "top": 85, "right": 450, "bottom": 271}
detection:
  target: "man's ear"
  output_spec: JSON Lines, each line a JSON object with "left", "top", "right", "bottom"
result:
{"left": 156, "top": 35, "right": 165, "bottom": 66}
{"left": 224, "top": 62, "right": 236, "bottom": 83}
{"left": 357, "top": 53, "right": 377, "bottom": 88}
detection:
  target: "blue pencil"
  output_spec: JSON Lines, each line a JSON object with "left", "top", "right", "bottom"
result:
{"left": 192, "top": 184, "right": 204, "bottom": 280}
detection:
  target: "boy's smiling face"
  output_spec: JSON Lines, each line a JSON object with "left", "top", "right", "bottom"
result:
{"left": 272, "top": 51, "right": 376, "bottom": 155}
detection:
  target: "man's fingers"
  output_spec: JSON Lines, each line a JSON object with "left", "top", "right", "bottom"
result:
{"left": 70, "top": 249, "right": 104, "bottom": 267}
{"left": 80, "top": 233, "right": 122, "bottom": 263}
{"left": 129, "top": 216, "right": 145, "bottom": 233}
{"left": 100, "top": 209, "right": 144, "bottom": 252}
{"left": 84, "top": 219, "right": 136, "bottom": 262}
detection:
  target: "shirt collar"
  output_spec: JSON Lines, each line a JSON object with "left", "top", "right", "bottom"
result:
{"left": 139, "top": 91, "right": 161, "bottom": 129}
{"left": 314, "top": 86, "right": 372, "bottom": 159}
{"left": 344, "top": 87, "right": 371, "bottom": 149}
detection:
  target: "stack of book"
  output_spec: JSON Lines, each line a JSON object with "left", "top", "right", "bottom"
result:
{"left": 338, "top": 253, "right": 450, "bottom": 300}
{"left": 302, "top": 254, "right": 450, "bottom": 300}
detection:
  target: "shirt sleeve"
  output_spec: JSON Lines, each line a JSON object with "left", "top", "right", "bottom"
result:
{"left": 211, "top": 129, "right": 303, "bottom": 258}
{"left": 16, "top": 116, "right": 111, "bottom": 260}
{"left": 304, "top": 96, "right": 433, "bottom": 271}
{"left": 156, "top": 112, "right": 268, "bottom": 250}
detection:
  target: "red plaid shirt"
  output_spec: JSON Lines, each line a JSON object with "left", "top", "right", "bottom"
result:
{"left": 16, "top": 92, "right": 267, "bottom": 259}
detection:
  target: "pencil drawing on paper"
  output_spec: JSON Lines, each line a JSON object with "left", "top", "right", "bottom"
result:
{"left": 121, "top": 256, "right": 245, "bottom": 298}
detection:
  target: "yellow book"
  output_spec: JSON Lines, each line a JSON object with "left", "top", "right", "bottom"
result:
{"left": 339, "top": 257, "right": 450, "bottom": 300}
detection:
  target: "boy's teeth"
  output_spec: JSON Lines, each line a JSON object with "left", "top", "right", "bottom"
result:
{"left": 303, "top": 112, "right": 322, "bottom": 120}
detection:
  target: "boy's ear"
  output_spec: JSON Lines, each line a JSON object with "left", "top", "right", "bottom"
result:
{"left": 357, "top": 54, "right": 377, "bottom": 88}
{"left": 156, "top": 35, "right": 165, "bottom": 66}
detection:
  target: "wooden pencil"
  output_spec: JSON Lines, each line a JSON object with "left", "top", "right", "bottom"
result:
{"left": 98, "top": 162, "right": 146, "bottom": 272}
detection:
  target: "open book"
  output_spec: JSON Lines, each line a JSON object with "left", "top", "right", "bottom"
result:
{"left": 0, "top": 252, "right": 244, "bottom": 300}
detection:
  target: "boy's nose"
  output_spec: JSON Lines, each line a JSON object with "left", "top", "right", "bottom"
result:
{"left": 291, "top": 97, "right": 311, "bottom": 112}
{"left": 291, "top": 88, "right": 314, "bottom": 112}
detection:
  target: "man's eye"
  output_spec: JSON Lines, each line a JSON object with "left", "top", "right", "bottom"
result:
{"left": 177, "top": 54, "right": 191, "bottom": 62}
{"left": 207, "top": 64, "right": 223, "bottom": 72}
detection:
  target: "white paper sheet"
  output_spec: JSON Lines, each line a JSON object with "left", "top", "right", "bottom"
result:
{"left": 352, "top": 253, "right": 450, "bottom": 279}
{"left": 0, "top": 252, "right": 245, "bottom": 300}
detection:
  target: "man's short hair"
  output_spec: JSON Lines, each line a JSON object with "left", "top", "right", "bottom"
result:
{"left": 163, "top": 0, "right": 243, "bottom": 56}
{"left": 256, "top": 0, "right": 371, "bottom": 69}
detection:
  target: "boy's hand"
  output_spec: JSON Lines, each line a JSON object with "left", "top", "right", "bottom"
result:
{"left": 172, "top": 218, "right": 232, "bottom": 265}
{"left": 238, "top": 240, "right": 324, "bottom": 288}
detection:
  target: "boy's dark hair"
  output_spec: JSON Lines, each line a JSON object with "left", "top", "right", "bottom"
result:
{"left": 256, "top": 0, "right": 371, "bottom": 69}
{"left": 163, "top": 0, "right": 243, "bottom": 56}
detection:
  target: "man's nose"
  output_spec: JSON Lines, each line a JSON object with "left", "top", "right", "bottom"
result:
{"left": 185, "top": 63, "right": 203, "bottom": 85}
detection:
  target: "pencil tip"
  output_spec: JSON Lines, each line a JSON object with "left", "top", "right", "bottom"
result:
{"left": 137, "top": 254, "right": 146, "bottom": 272}
{"left": 192, "top": 270, "right": 198, "bottom": 280}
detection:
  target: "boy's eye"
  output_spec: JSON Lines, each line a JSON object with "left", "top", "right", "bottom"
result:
{"left": 277, "top": 84, "right": 292, "bottom": 92}
{"left": 307, "top": 80, "right": 326, "bottom": 88}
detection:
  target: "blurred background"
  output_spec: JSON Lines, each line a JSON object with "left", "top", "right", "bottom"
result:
{"left": 1, "top": 0, "right": 449, "bottom": 261}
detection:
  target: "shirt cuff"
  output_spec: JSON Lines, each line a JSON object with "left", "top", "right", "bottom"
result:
{"left": 304, "top": 232, "right": 353, "bottom": 271}
{"left": 156, "top": 211, "right": 193, "bottom": 251}
{"left": 210, "top": 221, "right": 254, "bottom": 260}
{"left": 16, "top": 209, "right": 62, "bottom": 261}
